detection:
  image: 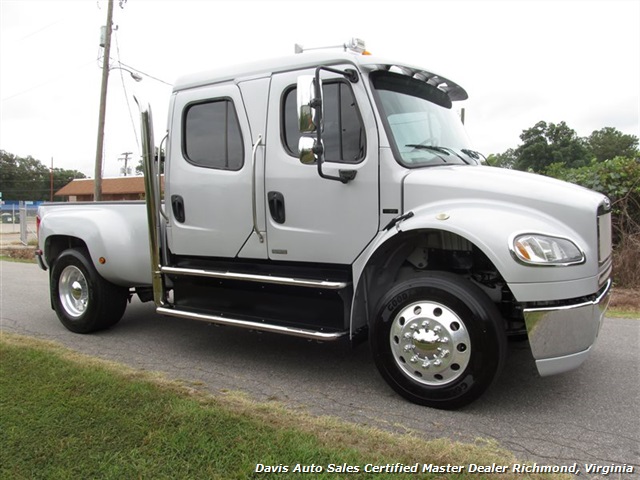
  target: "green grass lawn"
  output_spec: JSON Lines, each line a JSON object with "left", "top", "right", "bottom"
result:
{"left": 0, "top": 334, "right": 571, "bottom": 480}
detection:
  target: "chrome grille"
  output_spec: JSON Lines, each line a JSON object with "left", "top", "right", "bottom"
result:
{"left": 598, "top": 211, "right": 612, "bottom": 265}
{"left": 597, "top": 199, "right": 613, "bottom": 287}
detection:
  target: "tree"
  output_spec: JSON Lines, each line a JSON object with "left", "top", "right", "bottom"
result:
{"left": 0, "top": 150, "right": 85, "bottom": 201}
{"left": 514, "top": 121, "right": 589, "bottom": 172}
{"left": 487, "top": 148, "right": 517, "bottom": 169}
{"left": 586, "top": 127, "right": 639, "bottom": 162}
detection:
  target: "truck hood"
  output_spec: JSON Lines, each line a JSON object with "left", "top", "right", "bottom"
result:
{"left": 403, "top": 165, "right": 606, "bottom": 221}
{"left": 401, "top": 165, "right": 610, "bottom": 296}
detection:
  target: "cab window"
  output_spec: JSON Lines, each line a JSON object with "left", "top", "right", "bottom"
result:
{"left": 183, "top": 99, "right": 244, "bottom": 170}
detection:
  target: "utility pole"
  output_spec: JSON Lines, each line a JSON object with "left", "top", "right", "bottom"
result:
{"left": 118, "top": 151, "right": 133, "bottom": 176}
{"left": 94, "top": 0, "right": 114, "bottom": 201}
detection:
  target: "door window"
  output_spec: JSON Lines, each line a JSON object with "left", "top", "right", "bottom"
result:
{"left": 183, "top": 99, "right": 244, "bottom": 170}
{"left": 283, "top": 82, "right": 365, "bottom": 164}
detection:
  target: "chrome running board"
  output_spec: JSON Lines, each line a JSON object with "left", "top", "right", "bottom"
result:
{"left": 161, "top": 266, "right": 348, "bottom": 290}
{"left": 157, "top": 307, "right": 348, "bottom": 341}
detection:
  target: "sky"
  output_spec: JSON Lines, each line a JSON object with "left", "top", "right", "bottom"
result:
{"left": 1, "top": 0, "right": 639, "bottom": 178}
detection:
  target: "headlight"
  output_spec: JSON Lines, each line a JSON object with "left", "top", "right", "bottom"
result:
{"left": 511, "top": 234, "right": 585, "bottom": 266}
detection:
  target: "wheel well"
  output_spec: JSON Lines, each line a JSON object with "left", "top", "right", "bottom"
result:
{"left": 45, "top": 236, "right": 89, "bottom": 267}
{"left": 353, "top": 229, "right": 519, "bottom": 335}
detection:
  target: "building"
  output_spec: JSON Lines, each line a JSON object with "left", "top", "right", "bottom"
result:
{"left": 55, "top": 176, "right": 164, "bottom": 202}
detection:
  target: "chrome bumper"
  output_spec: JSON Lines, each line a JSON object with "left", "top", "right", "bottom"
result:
{"left": 523, "top": 279, "right": 612, "bottom": 376}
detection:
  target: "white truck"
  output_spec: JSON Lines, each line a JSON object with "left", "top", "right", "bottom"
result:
{"left": 37, "top": 41, "right": 612, "bottom": 409}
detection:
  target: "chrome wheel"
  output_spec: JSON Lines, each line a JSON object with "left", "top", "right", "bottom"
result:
{"left": 58, "top": 265, "right": 89, "bottom": 318}
{"left": 390, "top": 300, "right": 471, "bottom": 386}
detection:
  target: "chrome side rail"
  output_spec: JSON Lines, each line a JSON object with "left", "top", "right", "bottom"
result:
{"left": 161, "top": 266, "right": 348, "bottom": 289}
{"left": 157, "top": 307, "right": 347, "bottom": 341}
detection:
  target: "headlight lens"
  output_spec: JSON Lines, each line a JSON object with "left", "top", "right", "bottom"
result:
{"left": 512, "top": 234, "right": 585, "bottom": 266}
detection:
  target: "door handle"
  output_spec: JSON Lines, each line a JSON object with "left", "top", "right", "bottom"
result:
{"left": 268, "top": 191, "right": 286, "bottom": 224}
{"left": 171, "top": 195, "right": 185, "bottom": 223}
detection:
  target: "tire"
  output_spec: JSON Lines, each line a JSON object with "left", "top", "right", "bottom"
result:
{"left": 370, "top": 272, "right": 507, "bottom": 410}
{"left": 50, "top": 248, "right": 128, "bottom": 333}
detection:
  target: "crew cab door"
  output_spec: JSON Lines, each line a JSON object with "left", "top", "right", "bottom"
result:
{"left": 166, "top": 82, "right": 264, "bottom": 258}
{"left": 264, "top": 68, "right": 379, "bottom": 264}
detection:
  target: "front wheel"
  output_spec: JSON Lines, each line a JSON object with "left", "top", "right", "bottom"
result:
{"left": 370, "top": 272, "right": 507, "bottom": 410}
{"left": 50, "top": 248, "right": 128, "bottom": 333}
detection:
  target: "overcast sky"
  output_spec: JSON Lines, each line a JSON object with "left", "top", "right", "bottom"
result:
{"left": 1, "top": 0, "right": 638, "bottom": 178}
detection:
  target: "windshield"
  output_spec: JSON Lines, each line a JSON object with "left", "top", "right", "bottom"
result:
{"left": 371, "top": 70, "right": 473, "bottom": 167}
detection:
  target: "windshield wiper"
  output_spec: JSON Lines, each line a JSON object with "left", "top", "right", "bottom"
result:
{"left": 405, "top": 144, "right": 449, "bottom": 163}
{"left": 461, "top": 149, "right": 487, "bottom": 163}
{"left": 406, "top": 145, "right": 472, "bottom": 165}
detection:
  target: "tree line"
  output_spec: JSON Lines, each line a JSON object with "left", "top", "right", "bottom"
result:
{"left": 0, "top": 150, "right": 86, "bottom": 202}
{"left": 488, "top": 123, "right": 638, "bottom": 171}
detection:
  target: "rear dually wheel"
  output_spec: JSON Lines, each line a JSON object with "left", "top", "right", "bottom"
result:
{"left": 50, "top": 248, "right": 128, "bottom": 333}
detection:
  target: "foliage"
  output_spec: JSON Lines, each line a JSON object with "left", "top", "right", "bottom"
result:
{"left": 586, "top": 127, "right": 639, "bottom": 162}
{"left": 514, "top": 121, "right": 589, "bottom": 172}
{"left": 0, "top": 150, "right": 86, "bottom": 201}
{"left": 487, "top": 148, "right": 516, "bottom": 169}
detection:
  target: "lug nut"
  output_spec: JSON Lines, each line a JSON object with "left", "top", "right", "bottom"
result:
{"left": 433, "top": 359, "right": 442, "bottom": 366}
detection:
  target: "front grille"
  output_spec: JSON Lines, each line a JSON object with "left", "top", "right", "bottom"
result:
{"left": 598, "top": 211, "right": 612, "bottom": 265}
{"left": 597, "top": 199, "right": 613, "bottom": 286}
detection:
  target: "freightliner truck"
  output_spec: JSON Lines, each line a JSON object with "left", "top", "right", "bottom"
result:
{"left": 37, "top": 40, "right": 612, "bottom": 409}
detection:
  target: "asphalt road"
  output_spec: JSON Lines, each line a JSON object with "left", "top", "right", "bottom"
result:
{"left": 2, "top": 261, "right": 639, "bottom": 475}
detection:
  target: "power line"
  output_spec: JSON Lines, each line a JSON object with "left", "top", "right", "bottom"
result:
{"left": 116, "top": 61, "right": 172, "bottom": 86}
{"left": 0, "top": 60, "right": 96, "bottom": 102}
{"left": 17, "top": 18, "right": 65, "bottom": 41}
{"left": 114, "top": 31, "right": 140, "bottom": 151}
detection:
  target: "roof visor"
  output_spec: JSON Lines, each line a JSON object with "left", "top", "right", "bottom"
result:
{"left": 363, "top": 64, "right": 468, "bottom": 102}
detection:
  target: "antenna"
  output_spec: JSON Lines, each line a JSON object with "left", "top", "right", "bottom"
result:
{"left": 295, "top": 38, "right": 367, "bottom": 54}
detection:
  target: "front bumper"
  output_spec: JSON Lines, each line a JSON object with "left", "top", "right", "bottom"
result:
{"left": 523, "top": 278, "right": 612, "bottom": 376}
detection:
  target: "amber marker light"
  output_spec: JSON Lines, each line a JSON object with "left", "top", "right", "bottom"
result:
{"left": 515, "top": 241, "right": 531, "bottom": 261}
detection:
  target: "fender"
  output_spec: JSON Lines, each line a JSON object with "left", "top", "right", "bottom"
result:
{"left": 350, "top": 199, "right": 602, "bottom": 333}
{"left": 39, "top": 202, "right": 152, "bottom": 286}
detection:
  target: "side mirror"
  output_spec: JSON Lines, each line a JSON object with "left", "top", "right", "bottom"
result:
{"left": 297, "top": 75, "right": 322, "bottom": 134}
{"left": 298, "top": 137, "right": 316, "bottom": 165}
{"left": 296, "top": 67, "right": 357, "bottom": 184}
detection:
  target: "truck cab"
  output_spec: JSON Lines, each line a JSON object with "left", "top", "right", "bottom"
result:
{"left": 38, "top": 42, "right": 612, "bottom": 409}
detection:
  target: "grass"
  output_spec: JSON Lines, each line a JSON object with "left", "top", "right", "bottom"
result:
{"left": 0, "top": 333, "right": 570, "bottom": 480}
{"left": 607, "top": 308, "right": 640, "bottom": 319}
{"left": 0, "top": 254, "right": 36, "bottom": 263}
